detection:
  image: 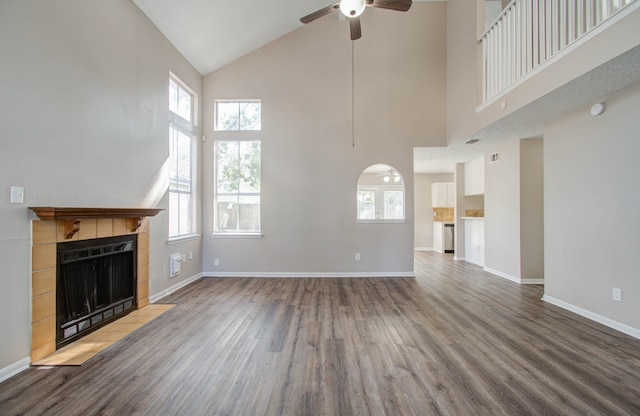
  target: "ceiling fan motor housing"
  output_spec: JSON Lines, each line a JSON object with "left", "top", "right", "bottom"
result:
{"left": 340, "top": 0, "right": 366, "bottom": 18}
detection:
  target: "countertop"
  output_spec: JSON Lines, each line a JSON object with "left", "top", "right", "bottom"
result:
{"left": 460, "top": 217, "right": 484, "bottom": 220}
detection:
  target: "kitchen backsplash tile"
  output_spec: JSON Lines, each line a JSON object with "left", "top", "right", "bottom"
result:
{"left": 433, "top": 208, "right": 454, "bottom": 222}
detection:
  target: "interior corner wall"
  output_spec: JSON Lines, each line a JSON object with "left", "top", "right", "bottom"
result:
{"left": 0, "top": 0, "right": 203, "bottom": 372}
{"left": 202, "top": 3, "right": 447, "bottom": 275}
{"left": 544, "top": 82, "right": 640, "bottom": 332}
{"left": 414, "top": 173, "right": 454, "bottom": 250}
{"left": 484, "top": 140, "right": 522, "bottom": 279}
{"left": 520, "top": 138, "right": 544, "bottom": 280}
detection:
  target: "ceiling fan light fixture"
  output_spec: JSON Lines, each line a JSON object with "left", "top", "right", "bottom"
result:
{"left": 383, "top": 176, "right": 390, "bottom": 183}
{"left": 340, "top": 0, "right": 366, "bottom": 18}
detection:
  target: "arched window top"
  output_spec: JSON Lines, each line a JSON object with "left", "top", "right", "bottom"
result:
{"left": 357, "top": 164, "right": 405, "bottom": 223}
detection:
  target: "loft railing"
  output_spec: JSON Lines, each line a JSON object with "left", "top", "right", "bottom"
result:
{"left": 480, "top": 0, "right": 638, "bottom": 104}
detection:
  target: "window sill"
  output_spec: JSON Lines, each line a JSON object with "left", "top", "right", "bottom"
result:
{"left": 357, "top": 219, "right": 406, "bottom": 224}
{"left": 212, "top": 233, "right": 263, "bottom": 239}
{"left": 167, "top": 234, "right": 201, "bottom": 245}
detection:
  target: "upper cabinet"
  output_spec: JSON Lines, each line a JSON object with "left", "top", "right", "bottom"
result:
{"left": 432, "top": 182, "right": 455, "bottom": 208}
{"left": 464, "top": 158, "right": 485, "bottom": 196}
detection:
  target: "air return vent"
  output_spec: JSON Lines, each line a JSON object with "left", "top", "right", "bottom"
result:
{"left": 489, "top": 152, "right": 499, "bottom": 164}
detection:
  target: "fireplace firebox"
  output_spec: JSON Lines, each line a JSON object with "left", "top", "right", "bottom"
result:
{"left": 56, "top": 235, "right": 137, "bottom": 348}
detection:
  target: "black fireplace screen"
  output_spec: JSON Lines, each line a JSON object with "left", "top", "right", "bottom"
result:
{"left": 56, "top": 235, "right": 137, "bottom": 348}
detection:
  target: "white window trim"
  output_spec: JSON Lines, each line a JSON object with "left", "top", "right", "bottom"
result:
{"left": 168, "top": 73, "right": 197, "bottom": 240}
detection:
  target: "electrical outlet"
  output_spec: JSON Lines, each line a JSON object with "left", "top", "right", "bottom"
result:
{"left": 188, "top": 251, "right": 193, "bottom": 260}
{"left": 214, "top": 258, "right": 220, "bottom": 266}
{"left": 612, "top": 287, "right": 622, "bottom": 302}
{"left": 355, "top": 253, "right": 360, "bottom": 261}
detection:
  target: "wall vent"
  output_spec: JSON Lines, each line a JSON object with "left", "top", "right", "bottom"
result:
{"left": 489, "top": 152, "right": 499, "bottom": 164}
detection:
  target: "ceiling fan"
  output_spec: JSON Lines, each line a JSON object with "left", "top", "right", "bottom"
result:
{"left": 376, "top": 169, "right": 402, "bottom": 183}
{"left": 300, "top": 0, "right": 412, "bottom": 41}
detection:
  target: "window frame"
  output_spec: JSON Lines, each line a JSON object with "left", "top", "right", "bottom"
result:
{"left": 357, "top": 184, "right": 405, "bottom": 224}
{"left": 214, "top": 99, "right": 262, "bottom": 131}
{"left": 213, "top": 139, "right": 262, "bottom": 236}
{"left": 168, "top": 73, "right": 198, "bottom": 241}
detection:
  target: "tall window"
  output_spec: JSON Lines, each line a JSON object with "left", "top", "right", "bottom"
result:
{"left": 214, "top": 141, "right": 261, "bottom": 234}
{"left": 168, "top": 74, "right": 196, "bottom": 238}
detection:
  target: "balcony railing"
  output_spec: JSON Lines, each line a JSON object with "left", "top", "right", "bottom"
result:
{"left": 480, "top": 0, "right": 638, "bottom": 104}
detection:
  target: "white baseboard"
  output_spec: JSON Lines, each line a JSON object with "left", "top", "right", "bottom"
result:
{"left": 0, "top": 357, "right": 30, "bottom": 383}
{"left": 149, "top": 272, "right": 203, "bottom": 303}
{"left": 483, "top": 267, "right": 544, "bottom": 285}
{"left": 453, "top": 256, "right": 464, "bottom": 261}
{"left": 203, "top": 271, "right": 416, "bottom": 278}
{"left": 414, "top": 247, "right": 434, "bottom": 252}
{"left": 521, "top": 278, "right": 545, "bottom": 285}
{"left": 542, "top": 295, "right": 640, "bottom": 340}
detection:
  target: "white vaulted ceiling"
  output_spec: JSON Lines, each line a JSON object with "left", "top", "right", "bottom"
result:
{"left": 132, "top": 0, "right": 439, "bottom": 75}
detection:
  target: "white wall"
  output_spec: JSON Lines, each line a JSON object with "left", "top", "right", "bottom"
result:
{"left": 201, "top": 3, "right": 447, "bottom": 275}
{"left": 544, "top": 82, "right": 640, "bottom": 333}
{"left": 0, "top": 0, "right": 203, "bottom": 372}
{"left": 414, "top": 173, "right": 454, "bottom": 250}
{"left": 520, "top": 139, "right": 544, "bottom": 279}
{"left": 485, "top": 141, "right": 522, "bottom": 278}
{"left": 484, "top": 138, "right": 544, "bottom": 282}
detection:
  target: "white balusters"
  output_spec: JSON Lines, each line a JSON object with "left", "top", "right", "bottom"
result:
{"left": 479, "top": 0, "right": 637, "bottom": 103}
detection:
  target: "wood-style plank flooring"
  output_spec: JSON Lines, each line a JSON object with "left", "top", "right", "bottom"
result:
{"left": 1, "top": 252, "right": 639, "bottom": 415}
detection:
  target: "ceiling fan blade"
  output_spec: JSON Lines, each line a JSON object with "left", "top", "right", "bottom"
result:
{"left": 300, "top": 3, "right": 340, "bottom": 24}
{"left": 349, "top": 17, "right": 362, "bottom": 41}
{"left": 366, "top": 0, "right": 412, "bottom": 12}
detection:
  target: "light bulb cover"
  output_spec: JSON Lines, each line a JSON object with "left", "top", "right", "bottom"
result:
{"left": 393, "top": 176, "right": 400, "bottom": 183}
{"left": 383, "top": 176, "right": 390, "bottom": 183}
{"left": 340, "top": 0, "right": 366, "bottom": 17}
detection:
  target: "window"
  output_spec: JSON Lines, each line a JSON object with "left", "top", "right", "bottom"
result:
{"left": 357, "top": 186, "right": 404, "bottom": 221}
{"left": 214, "top": 140, "right": 261, "bottom": 234}
{"left": 168, "top": 74, "right": 196, "bottom": 239}
{"left": 215, "top": 100, "right": 261, "bottom": 131}
{"left": 356, "top": 164, "right": 405, "bottom": 222}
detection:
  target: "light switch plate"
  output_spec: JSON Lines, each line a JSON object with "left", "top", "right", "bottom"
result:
{"left": 10, "top": 186, "right": 25, "bottom": 204}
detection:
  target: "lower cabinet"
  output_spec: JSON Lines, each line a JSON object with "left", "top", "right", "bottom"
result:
{"left": 464, "top": 219, "right": 484, "bottom": 266}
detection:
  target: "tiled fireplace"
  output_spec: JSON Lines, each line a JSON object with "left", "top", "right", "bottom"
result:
{"left": 30, "top": 208, "right": 161, "bottom": 362}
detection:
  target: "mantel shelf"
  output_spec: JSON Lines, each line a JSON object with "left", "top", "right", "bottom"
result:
{"left": 29, "top": 207, "right": 163, "bottom": 238}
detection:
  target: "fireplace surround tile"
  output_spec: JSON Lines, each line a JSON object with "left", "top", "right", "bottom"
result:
{"left": 30, "top": 213, "right": 155, "bottom": 363}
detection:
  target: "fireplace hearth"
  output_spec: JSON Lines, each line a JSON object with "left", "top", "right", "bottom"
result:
{"left": 57, "top": 235, "right": 137, "bottom": 348}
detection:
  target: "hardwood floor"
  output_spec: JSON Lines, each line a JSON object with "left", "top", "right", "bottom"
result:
{"left": 1, "top": 251, "right": 639, "bottom": 415}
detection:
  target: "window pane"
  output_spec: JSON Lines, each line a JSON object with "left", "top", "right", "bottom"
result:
{"left": 177, "top": 87, "right": 192, "bottom": 122}
{"left": 239, "top": 102, "right": 261, "bottom": 130}
{"left": 216, "top": 102, "right": 240, "bottom": 130}
{"left": 357, "top": 191, "right": 376, "bottom": 220}
{"left": 169, "top": 192, "right": 179, "bottom": 237}
{"left": 238, "top": 141, "right": 261, "bottom": 193}
{"left": 179, "top": 193, "right": 191, "bottom": 235}
{"left": 177, "top": 130, "right": 191, "bottom": 192}
{"left": 238, "top": 195, "right": 260, "bottom": 232}
{"left": 216, "top": 141, "right": 239, "bottom": 193}
{"left": 169, "top": 79, "right": 178, "bottom": 115}
{"left": 168, "top": 127, "right": 178, "bottom": 191}
{"left": 384, "top": 191, "right": 404, "bottom": 220}
{"left": 216, "top": 195, "right": 239, "bottom": 231}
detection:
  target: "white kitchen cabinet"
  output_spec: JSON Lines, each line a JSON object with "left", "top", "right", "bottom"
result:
{"left": 464, "top": 218, "right": 484, "bottom": 266}
{"left": 433, "top": 222, "right": 443, "bottom": 253}
{"left": 464, "top": 158, "right": 485, "bottom": 196}
{"left": 431, "top": 182, "right": 455, "bottom": 207}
